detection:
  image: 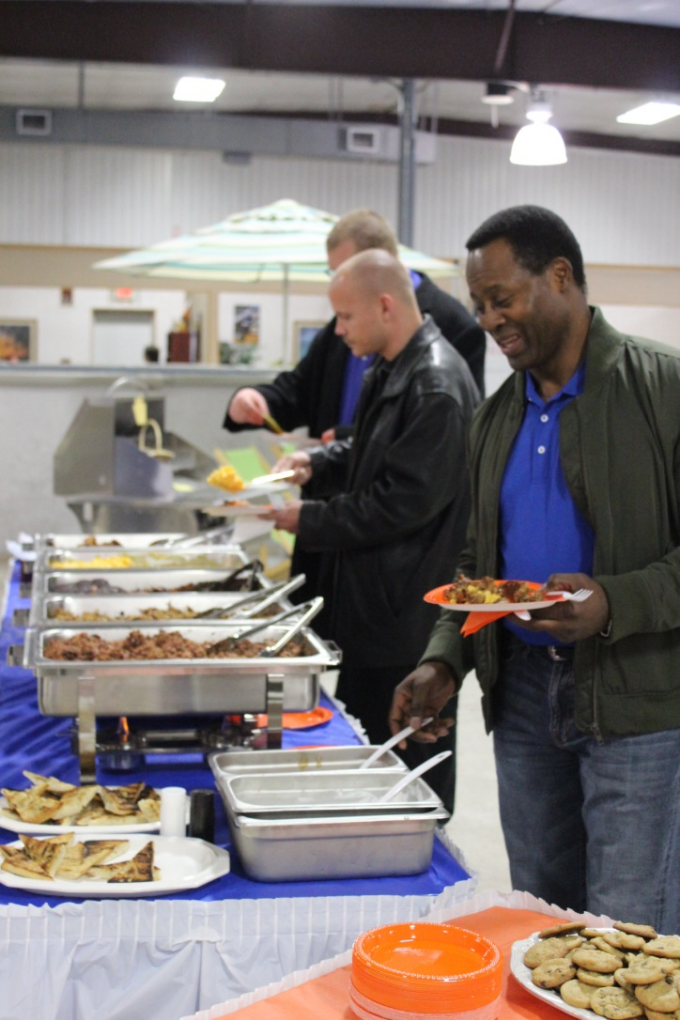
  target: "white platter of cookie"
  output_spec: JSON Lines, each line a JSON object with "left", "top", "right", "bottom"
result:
{"left": 511, "top": 919, "right": 680, "bottom": 1020}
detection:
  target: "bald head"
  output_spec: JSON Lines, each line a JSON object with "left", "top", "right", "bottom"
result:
{"left": 329, "top": 249, "right": 423, "bottom": 361}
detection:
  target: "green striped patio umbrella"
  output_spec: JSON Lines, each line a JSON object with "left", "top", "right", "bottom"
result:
{"left": 94, "top": 198, "right": 456, "bottom": 358}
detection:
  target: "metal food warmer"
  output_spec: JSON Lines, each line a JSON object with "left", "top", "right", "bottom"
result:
{"left": 11, "top": 537, "right": 340, "bottom": 781}
{"left": 53, "top": 380, "right": 220, "bottom": 535}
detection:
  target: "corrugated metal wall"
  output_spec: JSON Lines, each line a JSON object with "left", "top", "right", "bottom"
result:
{"left": 0, "top": 135, "right": 678, "bottom": 265}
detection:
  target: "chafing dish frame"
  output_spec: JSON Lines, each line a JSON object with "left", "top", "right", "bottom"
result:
{"left": 11, "top": 623, "right": 341, "bottom": 783}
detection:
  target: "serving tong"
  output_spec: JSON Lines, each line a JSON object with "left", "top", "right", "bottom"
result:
{"left": 205, "top": 596, "right": 324, "bottom": 656}
{"left": 189, "top": 559, "right": 264, "bottom": 593}
{"left": 193, "top": 573, "right": 306, "bottom": 619}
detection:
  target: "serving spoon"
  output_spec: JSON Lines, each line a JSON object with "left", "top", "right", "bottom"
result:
{"left": 379, "top": 750, "right": 452, "bottom": 803}
{"left": 358, "top": 717, "right": 434, "bottom": 770}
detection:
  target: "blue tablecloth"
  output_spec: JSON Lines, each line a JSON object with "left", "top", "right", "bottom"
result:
{"left": 0, "top": 561, "right": 470, "bottom": 907}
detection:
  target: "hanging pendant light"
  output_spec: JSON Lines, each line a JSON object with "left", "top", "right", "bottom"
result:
{"left": 510, "top": 93, "right": 567, "bottom": 166}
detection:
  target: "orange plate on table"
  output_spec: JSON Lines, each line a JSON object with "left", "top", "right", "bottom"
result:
{"left": 255, "top": 707, "right": 334, "bottom": 730}
{"left": 424, "top": 580, "right": 565, "bottom": 614}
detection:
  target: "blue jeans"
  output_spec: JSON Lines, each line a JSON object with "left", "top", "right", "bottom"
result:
{"left": 492, "top": 635, "right": 680, "bottom": 931}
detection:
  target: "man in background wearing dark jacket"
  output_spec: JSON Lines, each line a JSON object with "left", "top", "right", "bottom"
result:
{"left": 264, "top": 249, "right": 480, "bottom": 813}
{"left": 223, "top": 209, "right": 484, "bottom": 629}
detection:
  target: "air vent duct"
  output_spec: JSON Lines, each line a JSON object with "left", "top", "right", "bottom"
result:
{"left": 16, "top": 109, "right": 52, "bottom": 137}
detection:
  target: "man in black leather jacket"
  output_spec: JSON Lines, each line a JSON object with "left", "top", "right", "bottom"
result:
{"left": 265, "top": 249, "right": 480, "bottom": 813}
{"left": 223, "top": 209, "right": 484, "bottom": 630}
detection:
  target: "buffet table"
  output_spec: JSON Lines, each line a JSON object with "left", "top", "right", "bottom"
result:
{"left": 0, "top": 561, "right": 476, "bottom": 1020}
{"left": 184, "top": 889, "right": 614, "bottom": 1020}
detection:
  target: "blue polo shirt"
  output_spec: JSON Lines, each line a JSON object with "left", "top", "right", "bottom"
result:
{"left": 338, "top": 270, "right": 423, "bottom": 426}
{"left": 499, "top": 362, "right": 594, "bottom": 646}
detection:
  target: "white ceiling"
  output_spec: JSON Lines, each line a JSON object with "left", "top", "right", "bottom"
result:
{"left": 1, "top": 1, "right": 679, "bottom": 145}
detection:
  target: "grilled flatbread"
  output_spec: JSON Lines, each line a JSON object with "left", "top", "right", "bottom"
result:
{"left": 1, "top": 786, "right": 61, "bottom": 824}
{"left": 106, "top": 841, "right": 155, "bottom": 883}
{"left": 0, "top": 847, "right": 52, "bottom": 881}
{"left": 57, "top": 839, "right": 130, "bottom": 879}
{"left": 137, "top": 795, "right": 161, "bottom": 823}
{"left": 23, "top": 771, "right": 76, "bottom": 794}
{"left": 19, "top": 833, "right": 74, "bottom": 877}
{"left": 99, "top": 782, "right": 146, "bottom": 816}
{"left": 51, "top": 785, "right": 100, "bottom": 821}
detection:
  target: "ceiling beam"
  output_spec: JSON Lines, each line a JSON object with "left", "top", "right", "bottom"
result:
{"left": 2, "top": 3, "right": 679, "bottom": 94}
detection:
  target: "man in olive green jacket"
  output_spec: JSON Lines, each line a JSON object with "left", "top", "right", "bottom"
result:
{"left": 389, "top": 205, "right": 680, "bottom": 932}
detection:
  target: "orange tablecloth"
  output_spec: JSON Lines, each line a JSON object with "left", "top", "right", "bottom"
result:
{"left": 212, "top": 905, "right": 573, "bottom": 1020}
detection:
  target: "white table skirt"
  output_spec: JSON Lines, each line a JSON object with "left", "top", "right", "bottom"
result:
{"left": 0, "top": 831, "right": 477, "bottom": 1020}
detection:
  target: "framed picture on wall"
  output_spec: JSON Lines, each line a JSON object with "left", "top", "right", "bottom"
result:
{"left": 292, "top": 320, "right": 325, "bottom": 363}
{"left": 0, "top": 319, "right": 37, "bottom": 362}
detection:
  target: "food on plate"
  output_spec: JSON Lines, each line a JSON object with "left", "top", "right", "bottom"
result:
{"left": 0, "top": 772, "right": 160, "bottom": 827}
{"left": 206, "top": 465, "right": 245, "bottom": 493}
{"left": 521, "top": 922, "right": 680, "bottom": 1019}
{"left": 443, "top": 576, "right": 547, "bottom": 605}
{"left": 0, "top": 833, "right": 159, "bottom": 883}
{"left": 42, "top": 629, "right": 312, "bottom": 661}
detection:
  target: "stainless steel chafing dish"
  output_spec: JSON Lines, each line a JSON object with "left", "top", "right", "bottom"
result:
{"left": 10, "top": 614, "right": 340, "bottom": 782}
{"left": 227, "top": 808, "right": 449, "bottom": 882}
{"left": 30, "top": 532, "right": 187, "bottom": 552}
{"left": 15, "top": 574, "right": 303, "bottom": 629}
{"left": 35, "top": 544, "right": 248, "bottom": 574}
{"left": 210, "top": 746, "right": 408, "bottom": 778}
{"left": 218, "top": 769, "right": 443, "bottom": 817}
{"left": 29, "top": 563, "right": 264, "bottom": 598}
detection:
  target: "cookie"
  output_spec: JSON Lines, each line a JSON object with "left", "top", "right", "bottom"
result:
{"left": 625, "top": 955, "right": 678, "bottom": 985}
{"left": 605, "top": 932, "right": 647, "bottom": 952}
{"left": 590, "top": 985, "right": 644, "bottom": 1018}
{"left": 613, "top": 968, "right": 635, "bottom": 994}
{"left": 643, "top": 937, "right": 680, "bottom": 960}
{"left": 614, "top": 922, "right": 658, "bottom": 940}
{"left": 643, "top": 1010, "right": 680, "bottom": 1020}
{"left": 578, "top": 968, "right": 616, "bottom": 987}
{"left": 531, "top": 958, "right": 576, "bottom": 989}
{"left": 560, "top": 978, "right": 594, "bottom": 1009}
{"left": 635, "top": 974, "right": 680, "bottom": 1013}
{"left": 524, "top": 936, "right": 571, "bottom": 968}
{"left": 538, "top": 920, "right": 587, "bottom": 939}
{"left": 572, "top": 948, "right": 622, "bottom": 973}
{"left": 592, "top": 937, "right": 628, "bottom": 961}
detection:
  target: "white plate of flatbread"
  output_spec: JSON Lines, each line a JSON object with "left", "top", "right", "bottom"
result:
{"left": 0, "top": 833, "right": 230, "bottom": 898}
{"left": 0, "top": 772, "right": 163, "bottom": 835}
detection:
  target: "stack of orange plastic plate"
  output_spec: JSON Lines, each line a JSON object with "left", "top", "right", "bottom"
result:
{"left": 350, "top": 923, "right": 503, "bottom": 1020}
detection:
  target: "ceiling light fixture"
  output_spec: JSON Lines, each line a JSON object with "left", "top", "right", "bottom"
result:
{"left": 481, "top": 82, "right": 514, "bottom": 106}
{"left": 510, "top": 91, "right": 567, "bottom": 166}
{"left": 173, "top": 76, "right": 225, "bottom": 103}
{"left": 616, "top": 101, "right": 680, "bottom": 125}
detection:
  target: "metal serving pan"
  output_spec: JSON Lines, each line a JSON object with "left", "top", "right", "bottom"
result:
{"left": 31, "top": 564, "right": 267, "bottom": 597}
{"left": 31, "top": 532, "right": 187, "bottom": 552}
{"left": 218, "top": 769, "right": 443, "bottom": 817}
{"left": 226, "top": 808, "right": 449, "bottom": 882}
{"left": 210, "top": 746, "right": 408, "bottom": 778}
{"left": 17, "top": 587, "right": 288, "bottom": 629}
{"left": 16, "top": 622, "right": 340, "bottom": 717}
{"left": 36, "top": 545, "right": 248, "bottom": 574}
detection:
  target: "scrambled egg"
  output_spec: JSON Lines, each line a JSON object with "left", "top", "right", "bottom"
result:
{"left": 206, "top": 465, "right": 246, "bottom": 493}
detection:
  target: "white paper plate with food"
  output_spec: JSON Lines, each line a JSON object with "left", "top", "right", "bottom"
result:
{"left": 0, "top": 833, "right": 230, "bottom": 898}
{"left": 510, "top": 923, "right": 680, "bottom": 1020}
{"left": 424, "top": 579, "right": 565, "bottom": 613}
{"left": 203, "top": 500, "right": 274, "bottom": 518}
{"left": 0, "top": 774, "right": 163, "bottom": 835}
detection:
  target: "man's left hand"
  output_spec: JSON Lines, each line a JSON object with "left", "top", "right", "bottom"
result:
{"left": 512, "top": 573, "right": 611, "bottom": 643}
{"left": 264, "top": 500, "right": 303, "bottom": 534}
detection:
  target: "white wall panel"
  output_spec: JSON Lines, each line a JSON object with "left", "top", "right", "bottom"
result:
{"left": 0, "top": 137, "right": 677, "bottom": 267}
{"left": 414, "top": 135, "right": 680, "bottom": 266}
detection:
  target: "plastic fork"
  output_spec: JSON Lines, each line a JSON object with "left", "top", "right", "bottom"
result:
{"left": 514, "top": 588, "right": 593, "bottom": 621}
